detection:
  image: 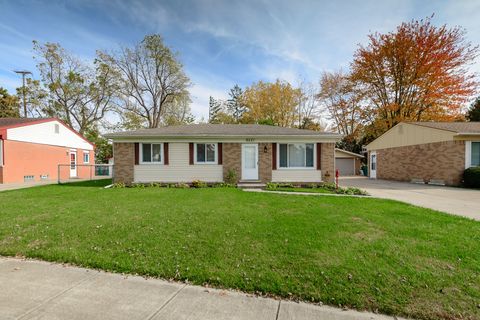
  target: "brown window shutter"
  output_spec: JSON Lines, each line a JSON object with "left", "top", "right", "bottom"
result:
{"left": 134, "top": 143, "right": 139, "bottom": 165}
{"left": 218, "top": 143, "right": 223, "bottom": 164}
{"left": 272, "top": 143, "right": 277, "bottom": 170}
{"left": 164, "top": 143, "right": 169, "bottom": 165}
{"left": 189, "top": 143, "right": 194, "bottom": 165}
{"left": 316, "top": 143, "right": 321, "bottom": 170}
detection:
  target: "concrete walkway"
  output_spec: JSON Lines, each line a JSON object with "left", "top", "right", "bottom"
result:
{"left": 340, "top": 177, "right": 480, "bottom": 221}
{"left": 0, "top": 180, "right": 56, "bottom": 192}
{"left": 0, "top": 257, "right": 404, "bottom": 320}
{"left": 243, "top": 189, "right": 367, "bottom": 198}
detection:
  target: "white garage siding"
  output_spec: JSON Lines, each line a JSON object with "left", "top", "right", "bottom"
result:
{"left": 134, "top": 143, "right": 223, "bottom": 183}
{"left": 272, "top": 169, "right": 322, "bottom": 182}
{"left": 7, "top": 120, "right": 93, "bottom": 150}
{"left": 336, "top": 158, "right": 355, "bottom": 176}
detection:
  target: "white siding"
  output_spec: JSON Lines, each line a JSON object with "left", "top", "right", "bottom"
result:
{"left": 272, "top": 169, "right": 322, "bottom": 182}
{"left": 7, "top": 120, "right": 93, "bottom": 150}
{"left": 134, "top": 142, "right": 223, "bottom": 182}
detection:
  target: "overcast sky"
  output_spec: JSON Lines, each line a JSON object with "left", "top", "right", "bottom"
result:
{"left": 1, "top": 0, "right": 479, "bottom": 120}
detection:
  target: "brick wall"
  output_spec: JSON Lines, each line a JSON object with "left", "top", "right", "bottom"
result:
{"left": 222, "top": 143, "right": 241, "bottom": 183}
{"left": 113, "top": 142, "right": 134, "bottom": 185}
{"left": 320, "top": 143, "right": 335, "bottom": 182}
{"left": 375, "top": 140, "right": 465, "bottom": 186}
{"left": 258, "top": 143, "right": 272, "bottom": 183}
{"left": 355, "top": 158, "right": 363, "bottom": 176}
{"left": 222, "top": 143, "right": 272, "bottom": 182}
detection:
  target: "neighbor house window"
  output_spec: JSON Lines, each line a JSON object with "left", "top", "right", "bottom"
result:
{"left": 472, "top": 142, "right": 480, "bottom": 167}
{"left": 54, "top": 123, "right": 60, "bottom": 134}
{"left": 83, "top": 151, "right": 90, "bottom": 164}
{"left": 0, "top": 140, "right": 3, "bottom": 166}
{"left": 195, "top": 143, "right": 216, "bottom": 163}
{"left": 278, "top": 143, "right": 314, "bottom": 168}
{"left": 141, "top": 143, "right": 162, "bottom": 163}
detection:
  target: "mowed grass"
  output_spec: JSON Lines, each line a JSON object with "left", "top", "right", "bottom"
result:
{"left": 0, "top": 180, "right": 479, "bottom": 320}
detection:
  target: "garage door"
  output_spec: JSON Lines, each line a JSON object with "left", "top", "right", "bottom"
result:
{"left": 336, "top": 158, "right": 355, "bottom": 176}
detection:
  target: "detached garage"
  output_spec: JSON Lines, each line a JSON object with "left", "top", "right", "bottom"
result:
{"left": 334, "top": 148, "right": 364, "bottom": 176}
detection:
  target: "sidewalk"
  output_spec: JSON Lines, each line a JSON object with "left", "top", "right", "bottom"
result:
{"left": 0, "top": 180, "right": 56, "bottom": 192}
{"left": 0, "top": 257, "right": 405, "bottom": 320}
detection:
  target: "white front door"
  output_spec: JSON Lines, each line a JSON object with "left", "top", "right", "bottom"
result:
{"left": 370, "top": 151, "right": 377, "bottom": 179}
{"left": 70, "top": 151, "right": 77, "bottom": 178}
{"left": 242, "top": 144, "right": 258, "bottom": 180}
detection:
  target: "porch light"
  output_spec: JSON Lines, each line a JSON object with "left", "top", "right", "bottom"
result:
{"left": 264, "top": 145, "right": 268, "bottom": 153}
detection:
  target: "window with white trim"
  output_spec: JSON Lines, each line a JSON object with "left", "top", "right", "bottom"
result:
{"left": 195, "top": 143, "right": 216, "bottom": 164}
{"left": 83, "top": 151, "right": 90, "bottom": 164}
{"left": 472, "top": 142, "right": 480, "bottom": 167}
{"left": 278, "top": 143, "right": 314, "bottom": 168}
{"left": 0, "top": 140, "right": 3, "bottom": 166}
{"left": 141, "top": 143, "right": 162, "bottom": 163}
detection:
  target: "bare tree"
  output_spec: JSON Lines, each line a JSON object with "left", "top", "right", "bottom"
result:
{"left": 33, "top": 41, "right": 117, "bottom": 134}
{"left": 297, "top": 80, "right": 322, "bottom": 129}
{"left": 318, "top": 71, "right": 365, "bottom": 138}
{"left": 98, "top": 35, "right": 191, "bottom": 128}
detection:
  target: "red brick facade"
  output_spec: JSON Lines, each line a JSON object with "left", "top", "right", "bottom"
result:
{"left": 372, "top": 140, "right": 466, "bottom": 186}
{"left": 320, "top": 143, "right": 335, "bottom": 182}
{"left": 113, "top": 142, "right": 135, "bottom": 184}
{"left": 1, "top": 139, "right": 94, "bottom": 184}
{"left": 222, "top": 143, "right": 241, "bottom": 183}
{"left": 222, "top": 143, "right": 272, "bottom": 183}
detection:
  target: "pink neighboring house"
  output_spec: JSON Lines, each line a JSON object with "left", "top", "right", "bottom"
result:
{"left": 0, "top": 118, "right": 94, "bottom": 184}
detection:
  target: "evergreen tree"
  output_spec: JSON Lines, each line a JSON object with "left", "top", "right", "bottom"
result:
{"left": 466, "top": 97, "right": 480, "bottom": 121}
{"left": 208, "top": 96, "right": 223, "bottom": 123}
{"left": 0, "top": 87, "right": 20, "bottom": 118}
{"left": 226, "top": 84, "right": 246, "bottom": 122}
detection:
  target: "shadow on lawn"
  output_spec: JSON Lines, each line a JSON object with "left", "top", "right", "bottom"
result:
{"left": 58, "top": 179, "right": 112, "bottom": 188}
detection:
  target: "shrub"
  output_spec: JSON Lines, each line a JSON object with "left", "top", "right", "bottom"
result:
{"left": 148, "top": 182, "right": 164, "bottom": 188}
{"left": 265, "top": 182, "right": 294, "bottom": 190}
{"left": 265, "top": 182, "right": 279, "bottom": 190}
{"left": 174, "top": 183, "right": 190, "bottom": 189}
{"left": 111, "top": 182, "right": 126, "bottom": 188}
{"left": 225, "top": 169, "right": 238, "bottom": 185}
{"left": 211, "top": 182, "right": 236, "bottom": 188}
{"left": 132, "top": 183, "right": 146, "bottom": 188}
{"left": 464, "top": 167, "right": 480, "bottom": 188}
{"left": 192, "top": 180, "right": 208, "bottom": 188}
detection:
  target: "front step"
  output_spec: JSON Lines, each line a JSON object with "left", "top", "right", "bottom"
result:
{"left": 237, "top": 180, "right": 266, "bottom": 189}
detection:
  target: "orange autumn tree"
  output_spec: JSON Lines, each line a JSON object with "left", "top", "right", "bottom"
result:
{"left": 351, "top": 16, "right": 478, "bottom": 135}
{"left": 241, "top": 79, "right": 302, "bottom": 127}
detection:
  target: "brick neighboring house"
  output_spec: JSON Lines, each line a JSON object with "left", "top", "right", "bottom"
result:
{"left": 105, "top": 124, "right": 341, "bottom": 185}
{"left": 366, "top": 122, "right": 480, "bottom": 186}
{"left": 0, "top": 118, "right": 95, "bottom": 184}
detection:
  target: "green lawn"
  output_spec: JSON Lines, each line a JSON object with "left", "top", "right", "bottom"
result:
{"left": 0, "top": 180, "right": 479, "bottom": 320}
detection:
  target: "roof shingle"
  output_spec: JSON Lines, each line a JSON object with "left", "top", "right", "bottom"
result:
{"left": 0, "top": 118, "right": 52, "bottom": 128}
{"left": 105, "top": 124, "right": 340, "bottom": 138}
{"left": 408, "top": 122, "right": 480, "bottom": 134}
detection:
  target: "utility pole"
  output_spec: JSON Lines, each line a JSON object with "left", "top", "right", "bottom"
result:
{"left": 14, "top": 70, "right": 32, "bottom": 118}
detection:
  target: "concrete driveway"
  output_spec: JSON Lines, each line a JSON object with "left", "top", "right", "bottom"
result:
{"left": 340, "top": 177, "right": 480, "bottom": 221}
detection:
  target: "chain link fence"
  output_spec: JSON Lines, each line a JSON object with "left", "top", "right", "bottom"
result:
{"left": 57, "top": 164, "right": 114, "bottom": 184}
